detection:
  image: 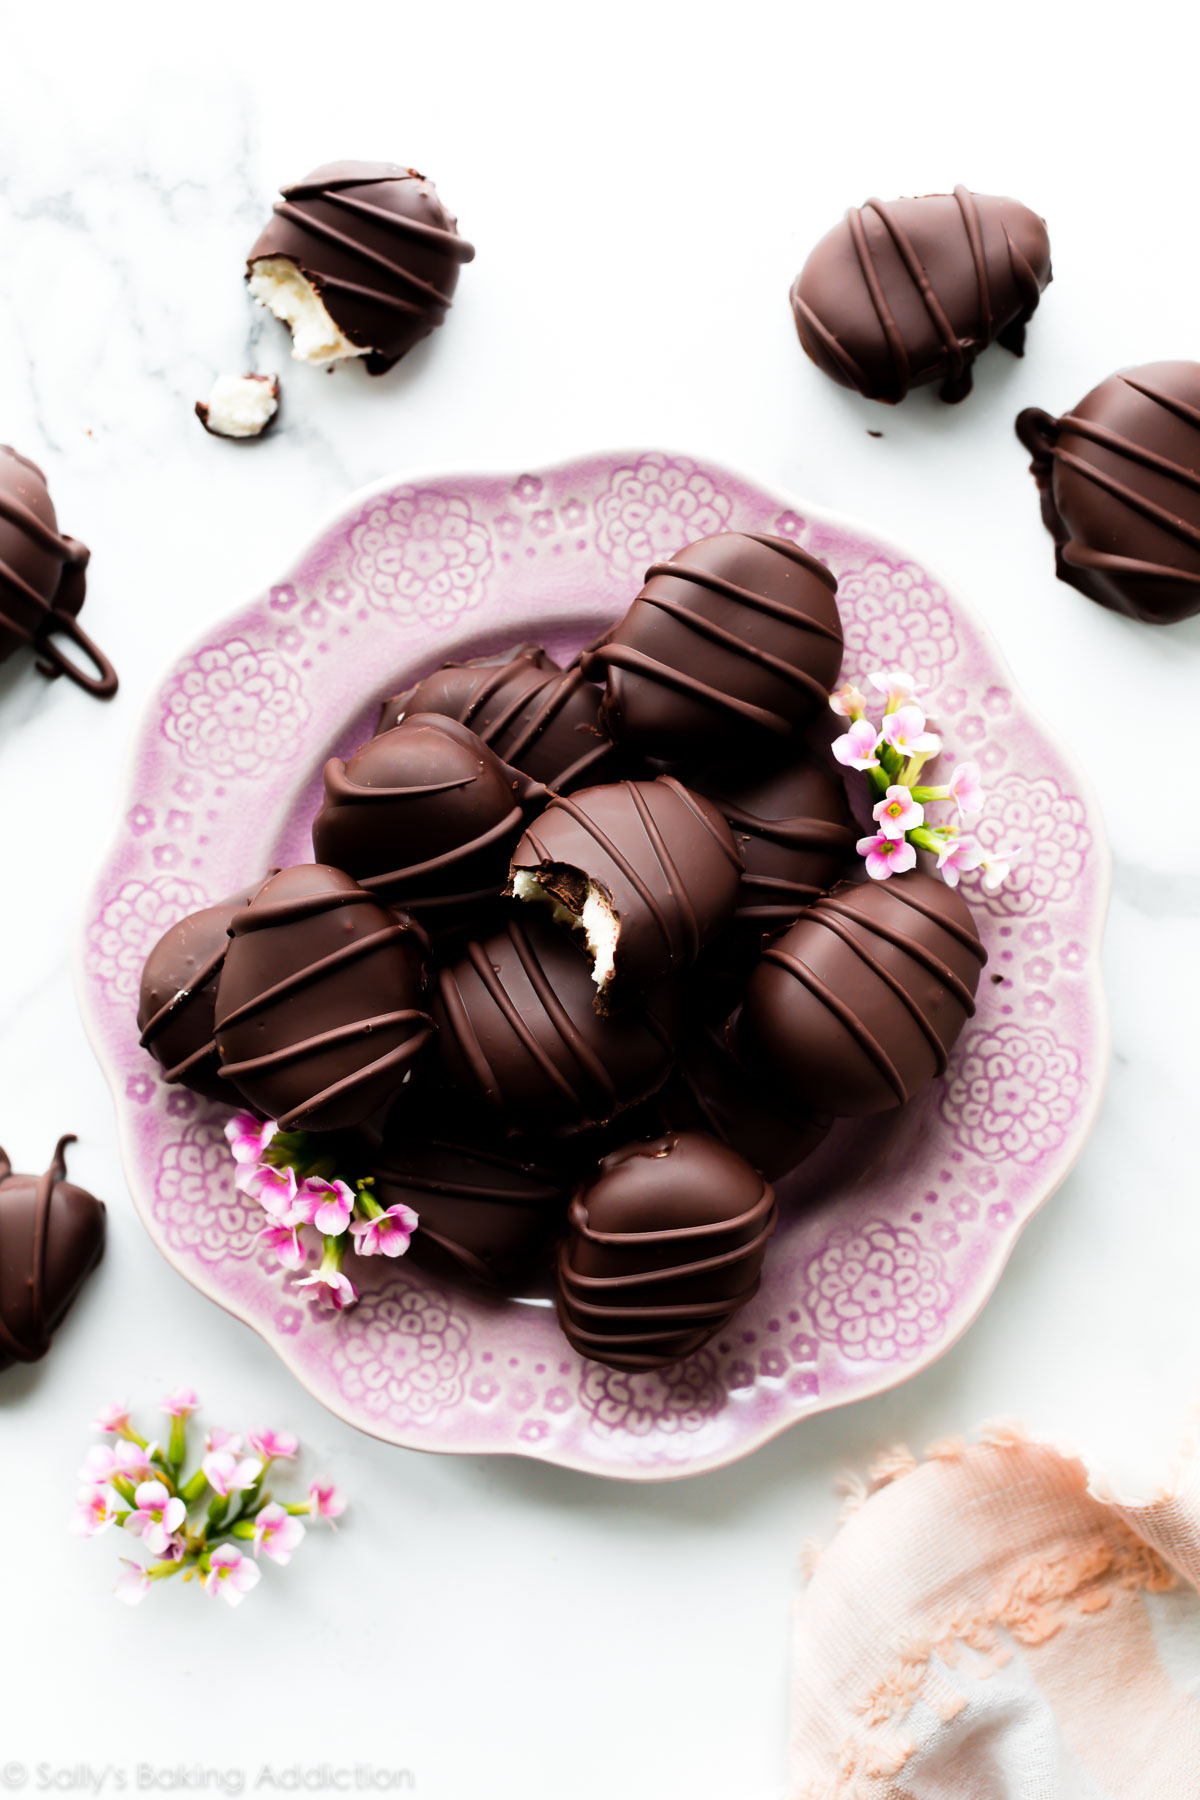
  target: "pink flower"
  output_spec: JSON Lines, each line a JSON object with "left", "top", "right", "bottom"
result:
{"left": 258, "top": 1221, "right": 306, "bottom": 1272}
{"left": 828, "top": 681, "right": 869, "bottom": 719}
{"left": 936, "top": 837, "right": 985, "bottom": 889}
{"left": 242, "top": 1162, "right": 300, "bottom": 1216}
{"left": 872, "top": 785, "right": 924, "bottom": 840}
{"left": 252, "top": 1502, "right": 306, "bottom": 1565}
{"left": 79, "top": 1444, "right": 119, "bottom": 1484}
{"left": 832, "top": 718, "right": 881, "bottom": 772}
{"left": 202, "top": 1451, "right": 264, "bottom": 1499}
{"left": 224, "top": 1112, "right": 278, "bottom": 1167}
{"left": 856, "top": 831, "right": 918, "bottom": 881}
{"left": 350, "top": 1203, "right": 418, "bottom": 1259}
{"left": 982, "top": 850, "right": 1018, "bottom": 892}
{"left": 947, "top": 761, "right": 985, "bottom": 818}
{"left": 296, "top": 1177, "right": 355, "bottom": 1237}
{"left": 204, "top": 1427, "right": 244, "bottom": 1455}
{"left": 91, "top": 1403, "right": 132, "bottom": 1435}
{"left": 203, "top": 1544, "right": 261, "bottom": 1607}
{"left": 161, "top": 1386, "right": 198, "bottom": 1420}
{"left": 126, "top": 1480, "right": 186, "bottom": 1557}
{"left": 297, "top": 1264, "right": 359, "bottom": 1311}
{"left": 113, "top": 1440, "right": 161, "bottom": 1483}
{"left": 70, "top": 1485, "right": 120, "bottom": 1537}
{"left": 870, "top": 666, "right": 926, "bottom": 709}
{"left": 247, "top": 1430, "right": 299, "bottom": 1463}
{"left": 880, "top": 705, "right": 941, "bottom": 758}
{"left": 113, "top": 1559, "right": 151, "bottom": 1607}
{"left": 308, "top": 1480, "right": 346, "bottom": 1524}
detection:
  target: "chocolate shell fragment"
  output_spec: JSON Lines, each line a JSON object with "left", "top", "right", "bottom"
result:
{"left": 791, "top": 188, "right": 1051, "bottom": 404}
{"left": 1017, "top": 361, "right": 1200, "bottom": 624}
{"left": 556, "top": 1132, "right": 776, "bottom": 1370}
{"left": 0, "top": 445, "right": 117, "bottom": 698}
{"left": 0, "top": 1137, "right": 106, "bottom": 1372}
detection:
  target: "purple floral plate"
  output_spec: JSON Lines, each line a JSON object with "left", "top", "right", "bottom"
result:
{"left": 78, "top": 451, "right": 1110, "bottom": 1481}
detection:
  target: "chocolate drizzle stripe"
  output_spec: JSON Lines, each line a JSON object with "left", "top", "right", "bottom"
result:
{"left": 847, "top": 877, "right": 989, "bottom": 962}
{"left": 504, "top": 924, "right": 620, "bottom": 1107}
{"left": 217, "top": 922, "right": 411, "bottom": 1030}
{"left": 320, "top": 188, "right": 474, "bottom": 261}
{"left": 220, "top": 1008, "right": 432, "bottom": 1078}
{"left": 436, "top": 966, "right": 503, "bottom": 1109}
{"left": 138, "top": 940, "right": 228, "bottom": 1050}
{"left": 801, "top": 909, "right": 954, "bottom": 1072}
{"left": 762, "top": 945, "right": 909, "bottom": 1102}
{"left": 847, "top": 204, "right": 909, "bottom": 399}
{"left": 0, "top": 489, "right": 82, "bottom": 559}
{"left": 32, "top": 611, "right": 119, "bottom": 699}
{"left": 275, "top": 1031, "right": 433, "bottom": 1132}
{"left": 666, "top": 777, "right": 751, "bottom": 873}
{"left": 599, "top": 645, "right": 792, "bottom": 736}
{"left": 1061, "top": 546, "right": 1200, "bottom": 586}
{"left": 643, "top": 558, "right": 842, "bottom": 637}
{"left": 637, "top": 594, "right": 830, "bottom": 700}
{"left": 310, "top": 273, "right": 426, "bottom": 320}
{"left": 1054, "top": 414, "right": 1200, "bottom": 497}
{"left": 722, "top": 806, "right": 856, "bottom": 852}
{"left": 741, "top": 533, "right": 840, "bottom": 588}
{"left": 561, "top": 1271, "right": 767, "bottom": 1319}
{"left": 867, "top": 197, "right": 964, "bottom": 380}
{"left": 322, "top": 765, "right": 477, "bottom": 804}
{"left": 231, "top": 883, "right": 382, "bottom": 934}
{"left": 1052, "top": 451, "right": 1200, "bottom": 554}
{"left": 532, "top": 786, "right": 674, "bottom": 955}
{"left": 1122, "top": 376, "right": 1200, "bottom": 432}
{"left": 627, "top": 780, "right": 695, "bottom": 959}
{"left": 376, "top": 1166, "right": 559, "bottom": 1208}
{"left": 269, "top": 202, "right": 456, "bottom": 308}
{"left": 815, "top": 893, "right": 980, "bottom": 1012}
{"left": 954, "top": 185, "right": 992, "bottom": 346}
{"left": 1002, "top": 226, "right": 1042, "bottom": 316}
{"left": 788, "top": 284, "right": 873, "bottom": 393}
{"left": 354, "top": 803, "right": 525, "bottom": 890}
{"left": 464, "top": 938, "right": 590, "bottom": 1109}
{"left": 568, "top": 1183, "right": 773, "bottom": 1251}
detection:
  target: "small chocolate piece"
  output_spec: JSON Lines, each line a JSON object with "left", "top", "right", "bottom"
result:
{"left": 313, "top": 714, "right": 538, "bottom": 936}
{"left": 654, "top": 1019, "right": 829, "bottom": 1182}
{"left": 736, "top": 870, "right": 986, "bottom": 1118}
{"left": 556, "top": 1132, "right": 776, "bottom": 1370}
{"left": 791, "top": 188, "right": 1052, "bottom": 404}
{"left": 370, "top": 1135, "right": 569, "bottom": 1292}
{"left": 1017, "top": 362, "right": 1200, "bottom": 625}
{"left": 196, "top": 373, "right": 280, "bottom": 440}
{"left": 509, "top": 777, "right": 742, "bottom": 1010}
{"left": 693, "top": 756, "right": 857, "bottom": 951}
{"left": 377, "top": 643, "right": 620, "bottom": 793}
{"left": 431, "top": 908, "right": 679, "bottom": 1136}
{"left": 0, "top": 446, "right": 117, "bottom": 699}
{"left": 0, "top": 1137, "right": 105, "bottom": 1371}
{"left": 215, "top": 865, "right": 433, "bottom": 1131}
{"left": 138, "top": 886, "right": 260, "bottom": 1102}
{"left": 582, "top": 532, "right": 843, "bottom": 759}
{"left": 247, "top": 162, "right": 475, "bottom": 375}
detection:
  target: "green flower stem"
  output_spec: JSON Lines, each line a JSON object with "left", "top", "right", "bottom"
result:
{"left": 230, "top": 1520, "right": 257, "bottom": 1541}
{"left": 355, "top": 1185, "right": 385, "bottom": 1223}
{"left": 866, "top": 765, "right": 890, "bottom": 801}
{"left": 147, "top": 1559, "right": 184, "bottom": 1582}
{"left": 120, "top": 1428, "right": 149, "bottom": 1450}
{"left": 180, "top": 1469, "right": 210, "bottom": 1506}
{"left": 112, "top": 1474, "right": 138, "bottom": 1507}
{"left": 206, "top": 1494, "right": 230, "bottom": 1532}
{"left": 284, "top": 1502, "right": 313, "bottom": 1517}
{"left": 911, "top": 784, "right": 947, "bottom": 804}
{"left": 167, "top": 1416, "right": 188, "bottom": 1470}
{"left": 909, "top": 825, "right": 952, "bottom": 855}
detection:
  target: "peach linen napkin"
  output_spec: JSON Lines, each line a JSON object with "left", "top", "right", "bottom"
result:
{"left": 790, "top": 1422, "right": 1200, "bottom": 1797}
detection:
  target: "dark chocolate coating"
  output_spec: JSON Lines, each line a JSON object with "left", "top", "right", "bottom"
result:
{"left": 247, "top": 162, "right": 475, "bottom": 375}
{"left": 431, "top": 908, "right": 679, "bottom": 1135}
{"left": 556, "top": 1131, "right": 776, "bottom": 1371}
{"left": 137, "top": 885, "right": 259, "bottom": 1102}
{"left": 215, "top": 865, "right": 433, "bottom": 1132}
{"left": 370, "top": 1136, "right": 568, "bottom": 1292}
{"left": 653, "top": 1019, "right": 829, "bottom": 1183}
{"left": 736, "top": 871, "right": 986, "bottom": 1118}
{"left": 509, "top": 777, "right": 742, "bottom": 1010}
{"left": 377, "top": 644, "right": 621, "bottom": 793}
{"left": 1017, "top": 362, "right": 1200, "bottom": 625}
{"left": 791, "top": 188, "right": 1051, "bottom": 404}
{"left": 0, "top": 1138, "right": 105, "bottom": 1371}
{"left": 313, "top": 714, "right": 537, "bottom": 936}
{"left": 0, "top": 446, "right": 116, "bottom": 699}
{"left": 582, "top": 532, "right": 843, "bottom": 758}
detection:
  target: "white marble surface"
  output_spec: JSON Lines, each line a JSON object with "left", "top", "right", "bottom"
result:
{"left": 3, "top": 4, "right": 1200, "bottom": 1795}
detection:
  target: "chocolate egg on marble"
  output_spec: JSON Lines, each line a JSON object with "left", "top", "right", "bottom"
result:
{"left": 0, "top": 1137, "right": 105, "bottom": 1372}
{"left": 0, "top": 446, "right": 116, "bottom": 699}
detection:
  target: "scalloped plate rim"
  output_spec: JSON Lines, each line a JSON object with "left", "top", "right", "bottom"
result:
{"left": 74, "top": 446, "right": 1112, "bottom": 1483}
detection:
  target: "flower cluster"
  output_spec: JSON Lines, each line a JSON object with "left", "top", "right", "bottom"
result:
{"left": 228, "top": 1115, "right": 419, "bottom": 1314}
{"left": 71, "top": 1392, "right": 345, "bottom": 1607}
{"left": 831, "top": 668, "right": 1016, "bottom": 888}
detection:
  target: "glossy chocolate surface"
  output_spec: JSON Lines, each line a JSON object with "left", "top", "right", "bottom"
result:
{"left": 137, "top": 886, "right": 259, "bottom": 1102}
{"left": 0, "top": 445, "right": 116, "bottom": 698}
{"left": 0, "top": 1137, "right": 105, "bottom": 1371}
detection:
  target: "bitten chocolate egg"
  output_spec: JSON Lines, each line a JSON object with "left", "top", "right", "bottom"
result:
{"left": 654, "top": 1019, "right": 829, "bottom": 1183}
{"left": 582, "top": 532, "right": 843, "bottom": 759}
{"left": 1, "top": 1137, "right": 105, "bottom": 1372}
{"left": 377, "top": 644, "right": 621, "bottom": 793}
{"left": 509, "top": 777, "right": 742, "bottom": 1011}
{"left": 312, "top": 714, "right": 537, "bottom": 936}
{"left": 215, "top": 865, "right": 433, "bottom": 1131}
{"left": 791, "top": 188, "right": 1052, "bottom": 404}
{"left": 137, "top": 885, "right": 262, "bottom": 1102}
{"left": 431, "top": 909, "right": 679, "bottom": 1135}
{"left": 1017, "top": 362, "right": 1200, "bottom": 625}
{"left": 370, "top": 1135, "right": 569, "bottom": 1292}
{"left": 0, "top": 446, "right": 117, "bottom": 699}
{"left": 247, "top": 162, "right": 475, "bottom": 375}
{"left": 735, "top": 871, "right": 986, "bottom": 1118}
{"left": 556, "top": 1132, "right": 776, "bottom": 1371}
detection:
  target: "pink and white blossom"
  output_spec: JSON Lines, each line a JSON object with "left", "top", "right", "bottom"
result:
{"left": 70, "top": 1485, "right": 120, "bottom": 1537}
{"left": 947, "top": 761, "right": 985, "bottom": 818}
{"left": 126, "top": 1481, "right": 186, "bottom": 1557}
{"left": 258, "top": 1221, "right": 306, "bottom": 1272}
{"left": 203, "top": 1544, "right": 261, "bottom": 1607}
{"left": 161, "top": 1386, "right": 198, "bottom": 1421}
{"left": 202, "top": 1451, "right": 264, "bottom": 1499}
{"left": 870, "top": 666, "right": 926, "bottom": 710}
{"left": 856, "top": 831, "right": 918, "bottom": 882}
{"left": 252, "top": 1502, "right": 306, "bottom": 1566}
{"left": 296, "top": 1177, "right": 355, "bottom": 1237}
{"left": 982, "top": 851, "right": 1018, "bottom": 891}
{"left": 241, "top": 1162, "right": 300, "bottom": 1216}
{"left": 91, "top": 1403, "right": 132, "bottom": 1436}
{"left": 204, "top": 1427, "right": 244, "bottom": 1456}
{"left": 247, "top": 1429, "right": 299, "bottom": 1463}
{"left": 224, "top": 1112, "right": 278, "bottom": 1168}
{"left": 828, "top": 681, "right": 869, "bottom": 719}
{"left": 936, "top": 837, "right": 985, "bottom": 889}
{"left": 113, "top": 1440, "right": 162, "bottom": 1484}
{"left": 113, "top": 1559, "right": 151, "bottom": 1606}
{"left": 832, "top": 718, "right": 881, "bottom": 772}
{"left": 350, "top": 1203, "right": 418, "bottom": 1259}
{"left": 880, "top": 705, "right": 941, "bottom": 759}
{"left": 79, "top": 1444, "right": 119, "bottom": 1484}
{"left": 308, "top": 1480, "right": 346, "bottom": 1524}
{"left": 872, "top": 785, "right": 924, "bottom": 840}
{"left": 297, "top": 1263, "right": 359, "bottom": 1311}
